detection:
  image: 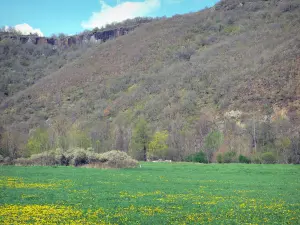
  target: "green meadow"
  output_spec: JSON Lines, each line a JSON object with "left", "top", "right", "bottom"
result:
{"left": 1, "top": 163, "right": 300, "bottom": 224}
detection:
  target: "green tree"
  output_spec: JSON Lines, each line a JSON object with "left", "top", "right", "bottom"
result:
{"left": 275, "top": 137, "right": 291, "bottom": 163}
{"left": 203, "top": 130, "right": 223, "bottom": 163}
{"left": 26, "top": 128, "right": 50, "bottom": 156}
{"left": 75, "top": 131, "right": 92, "bottom": 149}
{"left": 68, "top": 125, "right": 92, "bottom": 150}
{"left": 132, "top": 118, "right": 151, "bottom": 161}
{"left": 149, "top": 130, "right": 169, "bottom": 159}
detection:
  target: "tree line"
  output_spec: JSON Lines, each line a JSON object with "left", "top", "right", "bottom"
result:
{"left": 1, "top": 112, "right": 299, "bottom": 164}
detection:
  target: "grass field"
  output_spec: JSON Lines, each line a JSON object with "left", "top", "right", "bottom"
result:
{"left": 1, "top": 163, "right": 300, "bottom": 224}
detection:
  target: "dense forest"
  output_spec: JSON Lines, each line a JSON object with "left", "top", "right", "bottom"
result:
{"left": 0, "top": 0, "right": 300, "bottom": 164}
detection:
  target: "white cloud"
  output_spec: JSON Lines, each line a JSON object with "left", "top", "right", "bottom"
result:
{"left": 13, "top": 23, "right": 44, "bottom": 36}
{"left": 81, "top": 0, "right": 161, "bottom": 29}
{"left": 166, "top": 0, "right": 183, "bottom": 3}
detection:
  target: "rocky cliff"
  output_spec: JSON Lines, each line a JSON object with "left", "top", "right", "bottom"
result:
{"left": 0, "top": 26, "right": 136, "bottom": 48}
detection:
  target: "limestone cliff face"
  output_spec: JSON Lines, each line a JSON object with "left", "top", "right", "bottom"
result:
{"left": 0, "top": 26, "right": 136, "bottom": 48}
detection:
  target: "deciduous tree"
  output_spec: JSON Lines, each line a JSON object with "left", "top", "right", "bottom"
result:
{"left": 203, "top": 130, "right": 223, "bottom": 163}
{"left": 132, "top": 118, "right": 151, "bottom": 161}
{"left": 149, "top": 130, "right": 169, "bottom": 159}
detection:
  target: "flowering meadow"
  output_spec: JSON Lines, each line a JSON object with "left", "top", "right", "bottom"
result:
{"left": 0, "top": 163, "right": 299, "bottom": 224}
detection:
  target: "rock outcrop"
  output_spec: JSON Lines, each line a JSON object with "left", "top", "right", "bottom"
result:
{"left": 0, "top": 26, "right": 136, "bottom": 48}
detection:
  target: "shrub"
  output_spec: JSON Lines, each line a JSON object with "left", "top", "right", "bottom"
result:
{"left": 54, "top": 149, "right": 69, "bottom": 166}
{"left": 86, "top": 151, "right": 103, "bottom": 163}
{"left": 14, "top": 157, "right": 32, "bottom": 166}
{"left": 0, "top": 154, "right": 3, "bottom": 163}
{"left": 278, "top": 2, "right": 299, "bottom": 13}
{"left": 29, "top": 151, "right": 57, "bottom": 166}
{"left": 66, "top": 148, "right": 88, "bottom": 166}
{"left": 223, "top": 25, "right": 240, "bottom": 35}
{"left": 184, "top": 152, "right": 208, "bottom": 163}
{"left": 14, "top": 148, "right": 68, "bottom": 166}
{"left": 198, "top": 36, "right": 217, "bottom": 46}
{"left": 216, "top": 151, "right": 237, "bottom": 163}
{"left": 251, "top": 154, "right": 262, "bottom": 164}
{"left": 223, "top": 151, "right": 237, "bottom": 163}
{"left": 261, "top": 152, "right": 277, "bottom": 164}
{"left": 14, "top": 152, "right": 55, "bottom": 166}
{"left": 98, "top": 150, "right": 138, "bottom": 168}
{"left": 175, "top": 46, "right": 195, "bottom": 61}
{"left": 4, "top": 157, "right": 11, "bottom": 164}
{"left": 216, "top": 153, "right": 223, "bottom": 163}
{"left": 239, "top": 155, "right": 251, "bottom": 164}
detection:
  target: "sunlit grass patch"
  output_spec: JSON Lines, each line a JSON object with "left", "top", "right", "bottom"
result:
{"left": 21, "top": 194, "right": 39, "bottom": 200}
{"left": 0, "top": 176, "right": 59, "bottom": 189}
{"left": 0, "top": 205, "right": 85, "bottom": 224}
{"left": 119, "top": 190, "right": 162, "bottom": 199}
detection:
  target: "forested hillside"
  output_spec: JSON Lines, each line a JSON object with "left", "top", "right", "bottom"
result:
{"left": 0, "top": 17, "right": 154, "bottom": 101}
{"left": 0, "top": 0, "right": 299, "bottom": 164}
{"left": 0, "top": 39, "right": 94, "bottom": 101}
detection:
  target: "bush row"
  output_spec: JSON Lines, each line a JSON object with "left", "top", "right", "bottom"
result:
{"left": 216, "top": 151, "right": 277, "bottom": 164}
{"left": 184, "top": 151, "right": 278, "bottom": 164}
{"left": 13, "top": 149, "right": 138, "bottom": 168}
{"left": 184, "top": 152, "right": 208, "bottom": 163}
{"left": 1, "top": 150, "right": 279, "bottom": 166}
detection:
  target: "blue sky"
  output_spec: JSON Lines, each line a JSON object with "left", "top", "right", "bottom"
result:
{"left": 0, "top": 0, "right": 220, "bottom": 36}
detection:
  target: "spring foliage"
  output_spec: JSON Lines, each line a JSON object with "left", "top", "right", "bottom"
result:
{"left": 148, "top": 131, "right": 169, "bottom": 158}
{"left": 203, "top": 131, "right": 223, "bottom": 162}
{"left": 26, "top": 128, "right": 50, "bottom": 156}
